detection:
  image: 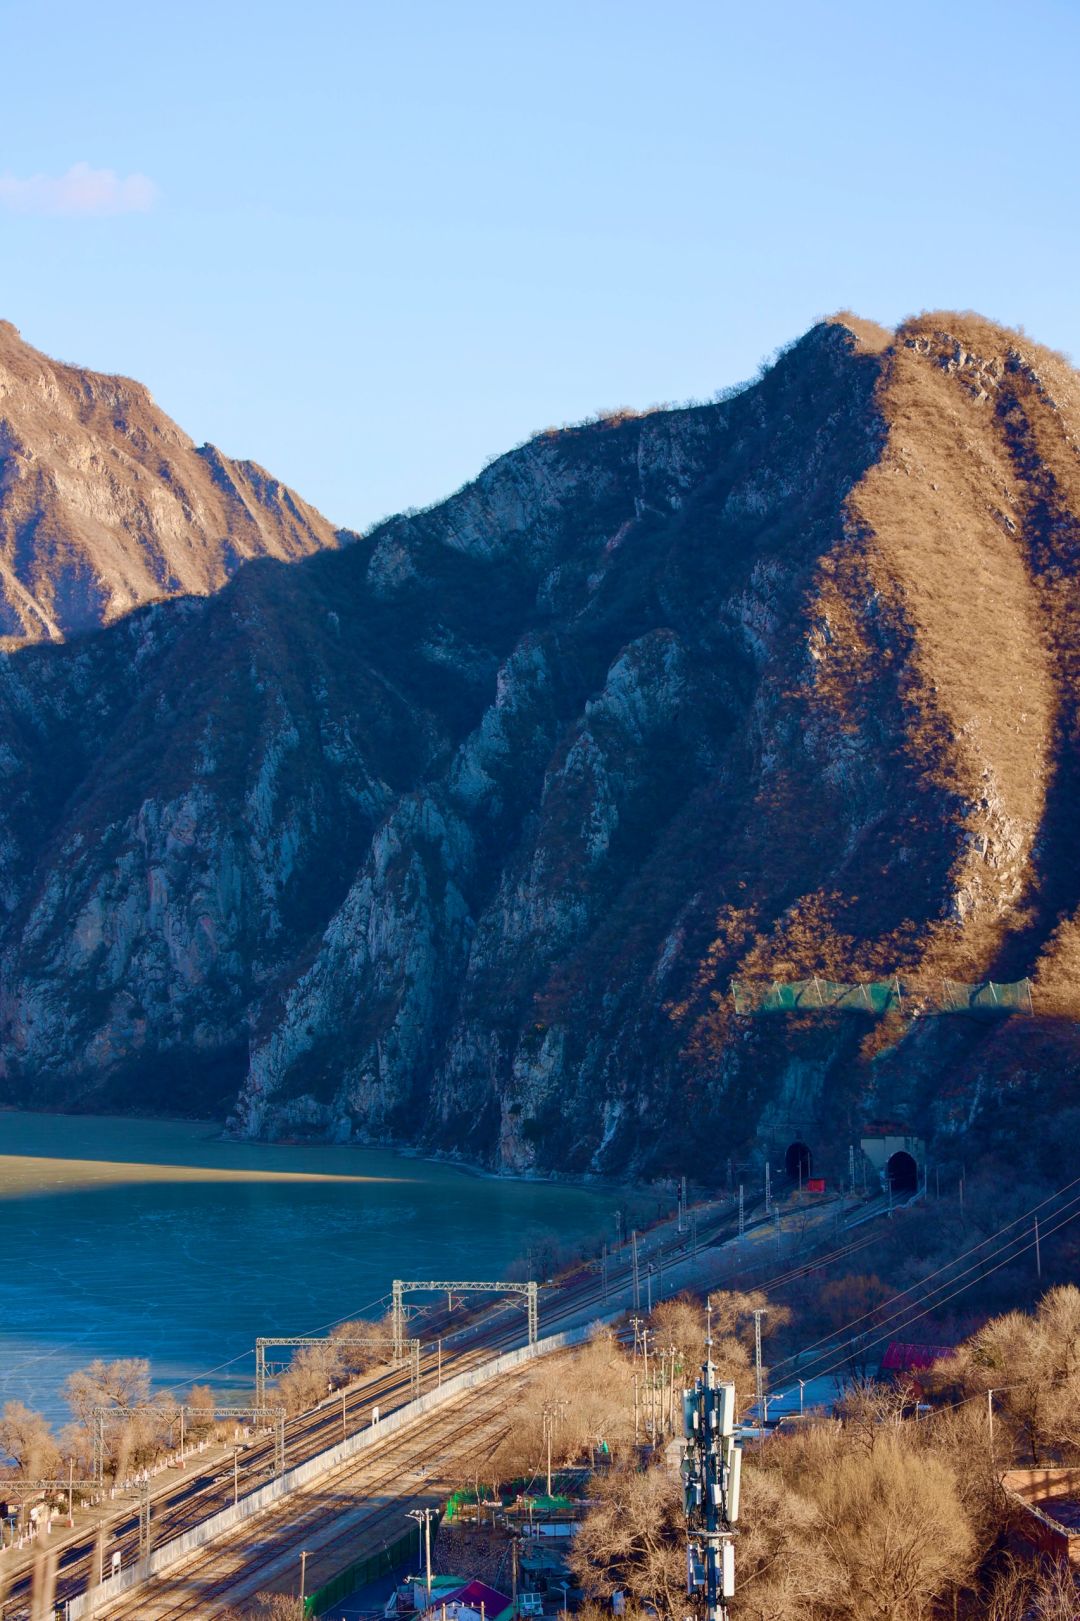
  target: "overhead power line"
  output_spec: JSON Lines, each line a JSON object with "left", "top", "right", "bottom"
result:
{"left": 768, "top": 1169, "right": 1080, "bottom": 1381}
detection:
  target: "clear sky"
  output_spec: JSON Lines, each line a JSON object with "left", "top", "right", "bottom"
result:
{"left": 1, "top": 0, "right": 1077, "bottom": 531}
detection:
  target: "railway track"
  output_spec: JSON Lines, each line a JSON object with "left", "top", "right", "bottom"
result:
{"left": 0, "top": 1194, "right": 774, "bottom": 1618}
{"left": 97, "top": 1377, "right": 521, "bottom": 1619}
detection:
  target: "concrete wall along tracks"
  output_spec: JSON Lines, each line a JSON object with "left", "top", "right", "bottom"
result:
{"left": 70, "top": 1328, "right": 591, "bottom": 1620}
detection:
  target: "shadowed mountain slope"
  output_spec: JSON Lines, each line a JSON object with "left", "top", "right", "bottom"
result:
{"left": 0, "top": 321, "right": 344, "bottom": 645}
{"left": 3, "top": 311, "right": 1080, "bottom": 1175}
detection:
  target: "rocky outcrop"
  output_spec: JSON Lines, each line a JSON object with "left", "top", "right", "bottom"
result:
{"left": 0, "top": 321, "right": 344, "bottom": 645}
{"left": 4, "top": 312, "right": 1080, "bottom": 1174}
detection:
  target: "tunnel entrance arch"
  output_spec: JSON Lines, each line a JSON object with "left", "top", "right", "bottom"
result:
{"left": 785, "top": 1141, "right": 812, "bottom": 1183}
{"left": 887, "top": 1150, "right": 918, "bottom": 1194}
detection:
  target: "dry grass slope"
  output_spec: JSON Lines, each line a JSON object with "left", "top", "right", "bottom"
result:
{"left": 0, "top": 320, "right": 341, "bottom": 645}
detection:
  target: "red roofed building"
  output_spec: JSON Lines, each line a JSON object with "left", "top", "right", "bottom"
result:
{"left": 421, "top": 1580, "right": 514, "bottom": 1621}
{"left": 880, "top": 1342, "right": 954, "bottom": 1373}
{"left": 879, "top": 1341, "right": 954, "bottom": 1395}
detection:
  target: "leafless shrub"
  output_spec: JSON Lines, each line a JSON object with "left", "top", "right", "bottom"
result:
{"left": 252, "top": 1594, "right": 305, "bottom": 1620}
{"left": 0, "top": 1401, "right": 61, "bottom": 1478}
{"left": 570, "top": 1464, "right": 686, "bottom": 1617}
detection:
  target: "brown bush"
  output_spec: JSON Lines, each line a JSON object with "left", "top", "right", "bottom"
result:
{"left": 741, "top": 1421, "right": 976, "bottom": 1621}
{"left": 570, "top": 1464, "right": 686, "bottom": 1618}
{"left": 0, "top": 1401, "right": 61, "bottom": 1479}
{"left": 487, "top": 1330, "right": 636, "bottom": 1486}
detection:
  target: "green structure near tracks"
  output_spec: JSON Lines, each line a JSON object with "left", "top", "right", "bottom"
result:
{"left": 730, "top": 977, "right": 1034, "bottom": 1016}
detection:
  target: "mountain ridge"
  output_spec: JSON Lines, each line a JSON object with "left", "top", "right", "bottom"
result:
{"left": 3, "top": 310, "right": 1080, "bottom": 1178}
{"left": 0, "top": 320, "right": 346, "bottom": 646}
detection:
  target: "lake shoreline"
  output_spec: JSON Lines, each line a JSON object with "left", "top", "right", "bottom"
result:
{"left": 1, "top": 1102, "right": 649, "bottom": 1195}
{"left": 0, "top": 1111, "right": 622, "bottom": 1422}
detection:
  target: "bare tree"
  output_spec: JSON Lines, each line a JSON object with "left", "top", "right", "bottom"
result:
{"left": 252, "top": 1594, "right": 305, "bottom": 1619}
{"left": 735, "top": 1465, "right": 844, "bottom": 1621}
{"left": 63, "top": 1358, "right": 151, "bottom": 1424}
{"left": 0, "top": 1401, "right": 61, "bottom": 1479}
{"left": 980, "top": 1554, "right": 1080, "bottom": 1621}
{"left": 570, "top": 1464, "right": 687, "bottom": 1618}
{"left": 487, "top": 1330, "right": 636, "bottom": 1486}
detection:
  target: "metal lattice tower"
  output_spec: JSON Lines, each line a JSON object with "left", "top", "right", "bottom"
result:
{"left": 138, "top": 1477, "right": 151, "bottom": 1566}
{"left": 92, "top": 1404, "right": 286, "bottom": 1485}
{"left": 253, "top": 1336, "right": 421, "bottom": 1409}
{"left": 391, "top": 1280, "right": 538, "bottom": 1359}
{"left": 682, "top": 1313, "right": 741, "bottom": 1621}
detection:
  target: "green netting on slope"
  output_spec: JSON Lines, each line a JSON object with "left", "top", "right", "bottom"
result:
{"left": 730, "top": 978, "right": 1034, "bottom": 1016}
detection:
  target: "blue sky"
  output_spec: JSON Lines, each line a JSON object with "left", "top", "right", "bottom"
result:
{"left": 1, "top": 0, "right": 1077, "bottom": 530}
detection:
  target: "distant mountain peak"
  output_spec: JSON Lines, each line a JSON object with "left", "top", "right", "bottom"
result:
{"left": 0, "top": 322, "right": 342, "bottom": 647}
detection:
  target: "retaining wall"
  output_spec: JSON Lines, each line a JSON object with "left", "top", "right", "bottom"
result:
{"left": 71, "top": 1326, "right": 591, "bottom": 1620}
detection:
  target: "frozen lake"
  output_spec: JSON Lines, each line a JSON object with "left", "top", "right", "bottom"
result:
{"left": 0, "top": 1112, "right": 619, "bottom": 1423}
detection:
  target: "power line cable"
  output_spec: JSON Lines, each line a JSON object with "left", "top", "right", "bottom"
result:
{"left": 775, "top": 1197, "right": 1080, "bottom": 1395}
{"left": 769, "top": 1173, "right": 1080, "bottom": 1378}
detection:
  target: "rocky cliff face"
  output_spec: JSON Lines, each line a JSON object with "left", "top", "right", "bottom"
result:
{"left": 0, "top": 322, "right": 344, "bottom": 645}
{"left": 4, "top": 312, "right": 1080, "bottom": 1175}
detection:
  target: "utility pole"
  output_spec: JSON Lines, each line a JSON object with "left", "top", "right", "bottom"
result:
{"left": 646, "top": 1264, "right": 654, "bottom": 1314}
{"left": 679, "top": 1175, "right": 687, "bottom": 1233}
{"left": 631, "top": 1230, "right": 640, "bottom": 1310}
{"left": 683, "top": 1303, "right": 740, "bottom": 1620}
{"left": 765, "top": 1163, "right": 771, "bottom": 1215}
{"left": 752, "top": 1309, "right": 767, "bottom": 1429}
{"left": 546, "top": 1410, "right": 555, "bottom": 1495}
{"left": 848, "top": 1143, "right": 856, "bottom": 1195}
{"left": 668, "top": 1343, "right": 677, "bottom": 1436}
{"left": 233, "top": 1446, "right": 239, "bottom": 1506}
{"left": 651, "top": 1348, "right": 661, "bottom": 1439}
{"left": 738, "top": 1184, "right": 744, "bottom": 1238}
{"left": 138, "top": 1478, "right": 151, "bottom": 1565}
{"left": 510, "top": 1528, "right": 521, "bottom": 1618}
{"left": 342, "top": 1390, "right": 347, "bottom": 1443}
{"left": 774, "top": 1208, "right": 781, "bottom": 1255}
{"left": 299, "top": 1549, "right": 310, "bottom": 1609}
{"left": 408, "top": 1509, "right": 435, "bottom": 1603}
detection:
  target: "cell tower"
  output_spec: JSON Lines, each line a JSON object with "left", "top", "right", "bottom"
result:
{"left": 682, "top": 1308, "right": 741, "bottom": 1621}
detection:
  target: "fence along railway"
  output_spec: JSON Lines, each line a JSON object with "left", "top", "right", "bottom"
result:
{"left": 2, "top": 1198, "right": 744, "bottom": 1619}
{"left": 89, "top": 1371, "right": 532, "bottom": 1621}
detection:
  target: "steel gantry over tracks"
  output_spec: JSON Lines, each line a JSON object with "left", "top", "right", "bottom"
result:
{"left": 91, "top": 1404, "right": 287, "bottom": 1484}
{"left": 254, "top": 1336, "right": 421, "bottom": 1408}
{"left": 391, "top": 1279, "right": 538, "bottom": 1359}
